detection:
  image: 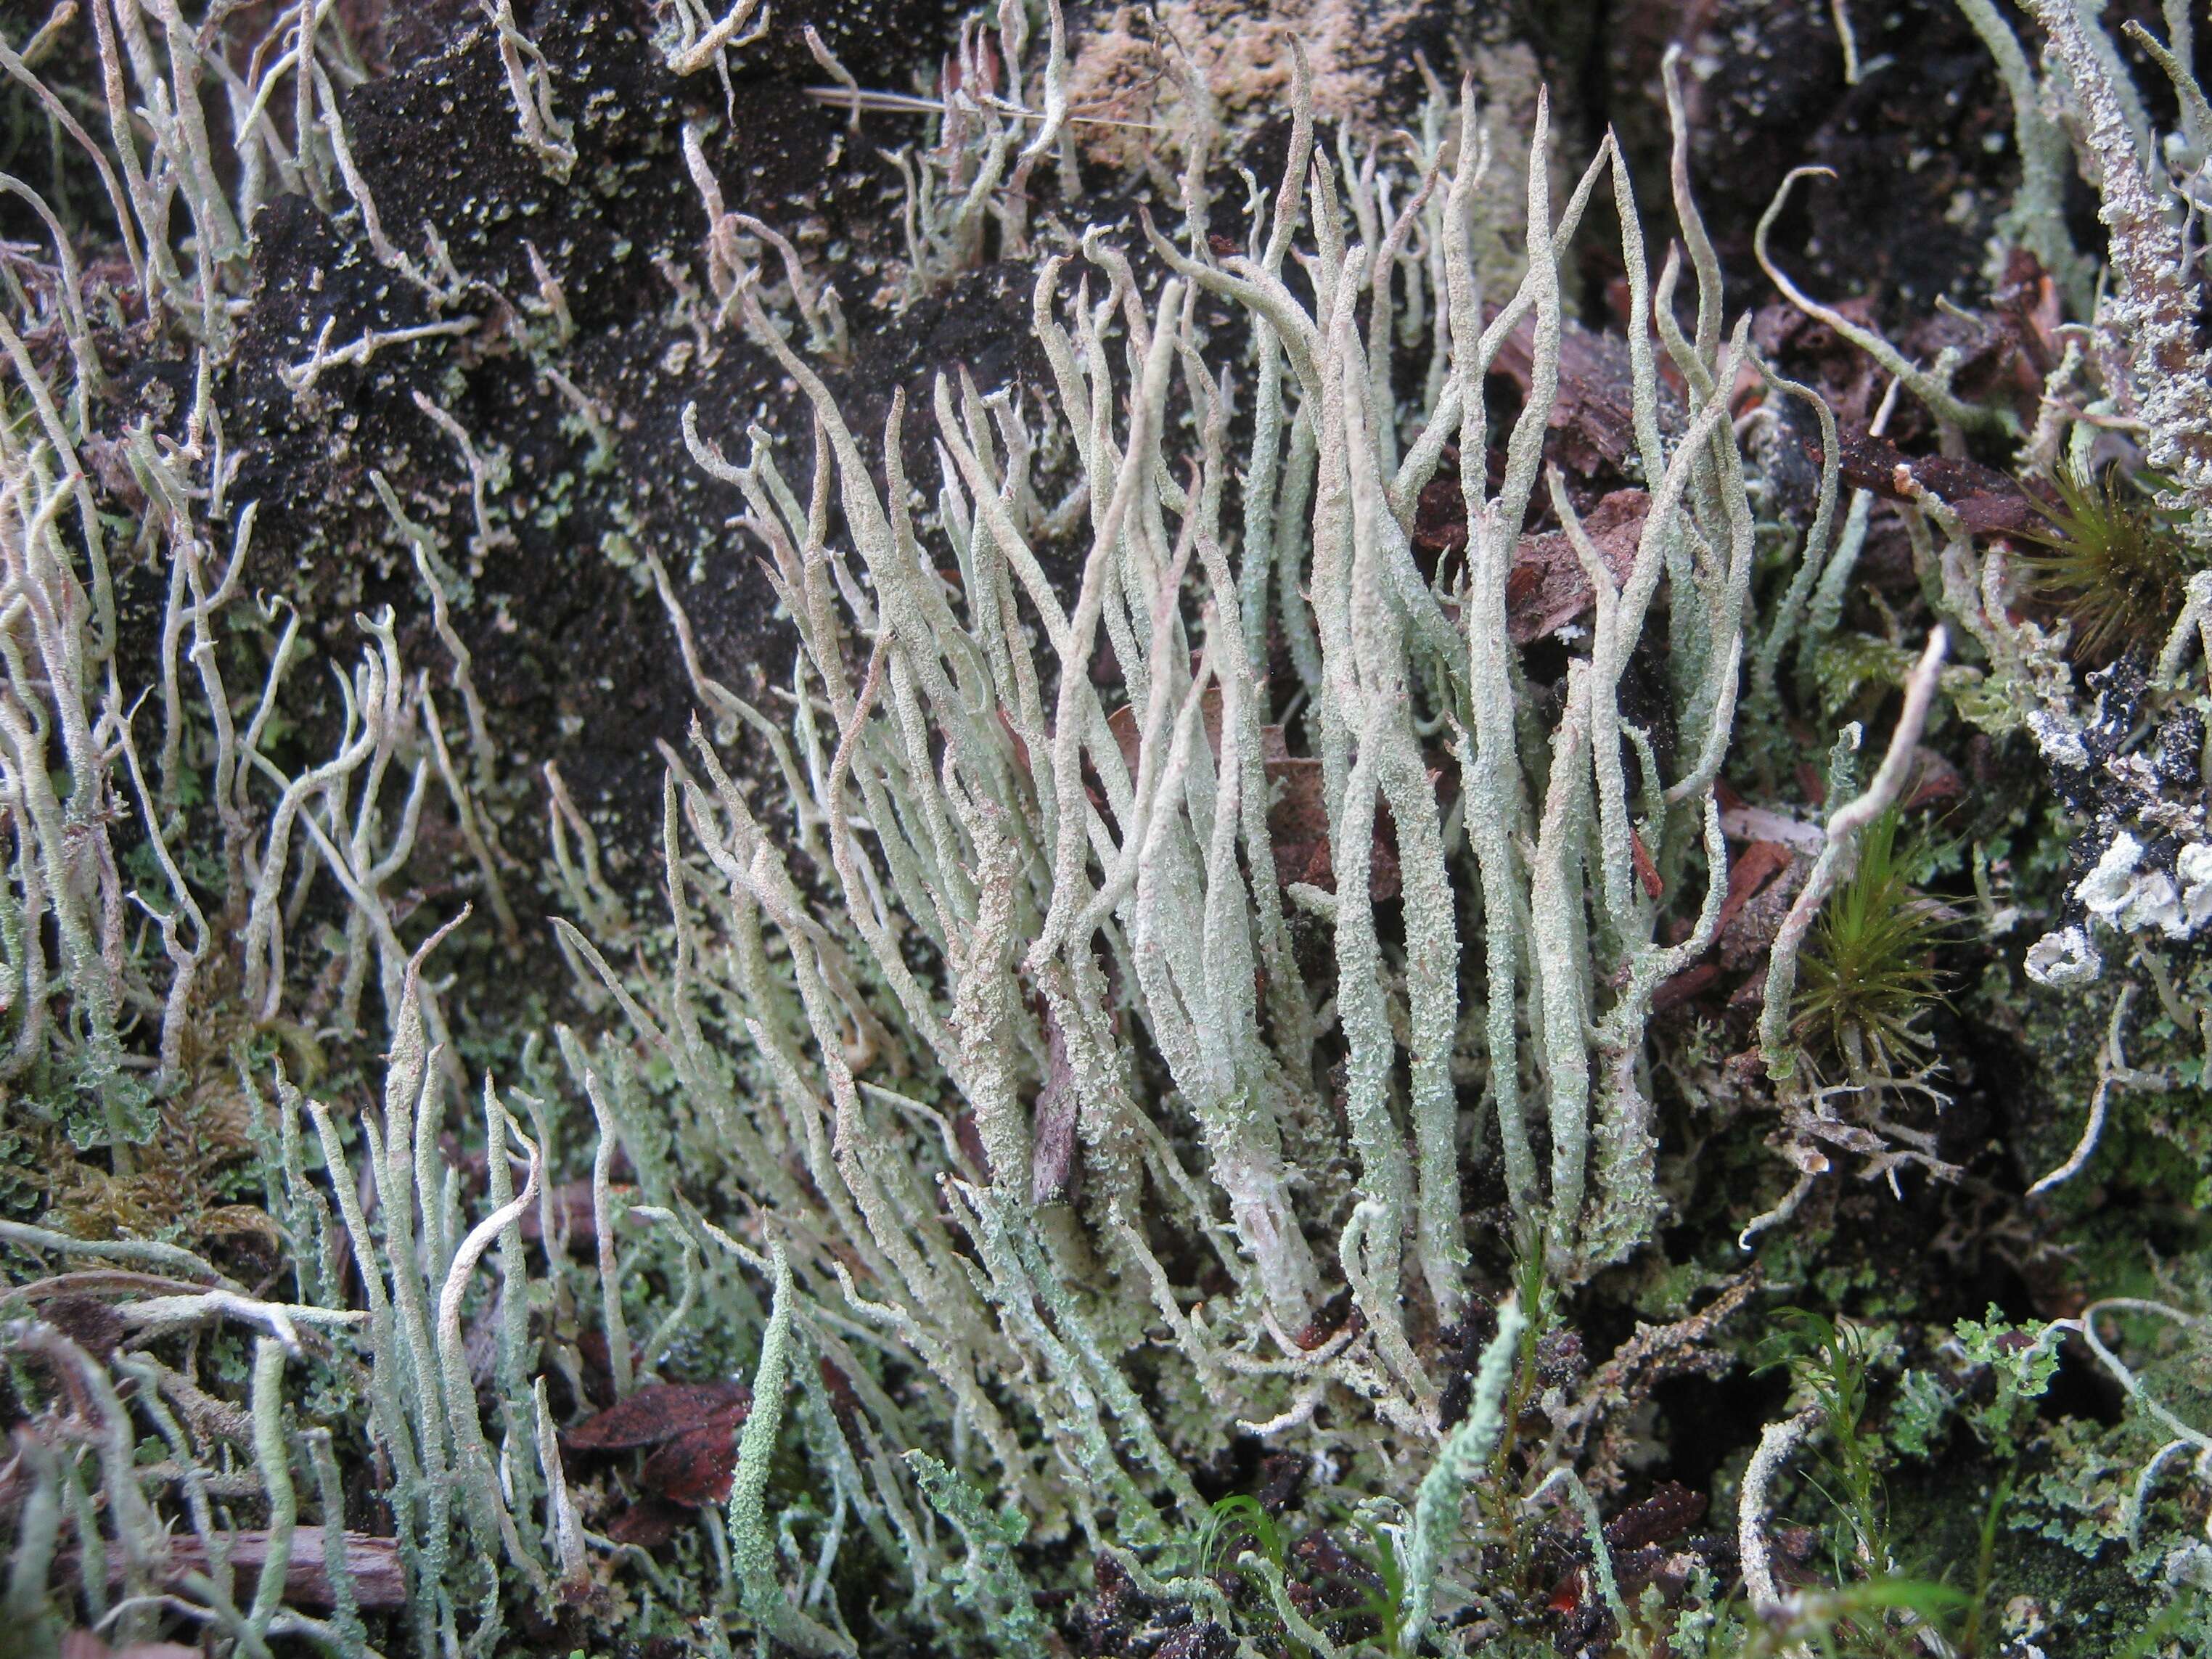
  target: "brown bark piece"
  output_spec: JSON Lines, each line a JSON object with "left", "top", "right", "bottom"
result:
{"left": 1604, "top": 1481, "right": 1709, "bottom": 1552}
{"left": 1813, "top": 426, "right": 2040, "bottom": 538}
{"left": 115, "top": 1530, "right": 406, "bottom": 1610}
{"left": 1031, "top": 999, "right": 1081, "bottom": 1206}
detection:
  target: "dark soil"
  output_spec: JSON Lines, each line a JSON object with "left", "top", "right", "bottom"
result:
{"left": 221, "top": 0, "right": 1044, "bottom": 889}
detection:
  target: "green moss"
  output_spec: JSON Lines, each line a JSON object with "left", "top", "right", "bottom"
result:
{"left": 2017, "top": 462, "right": 2205, "bottom": 663}
{"left": 1794, "top": 808, "right": 1957, "bottom": 1075}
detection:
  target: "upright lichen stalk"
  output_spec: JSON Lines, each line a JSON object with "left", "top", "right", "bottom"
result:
{"left": 635, "top": 38, "right": 1782, "bottom": 1621}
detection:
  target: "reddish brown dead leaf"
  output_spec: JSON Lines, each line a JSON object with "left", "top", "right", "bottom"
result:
{"left": 1902, "top": 262, "right": 2056, "bottom": 414}
{"left": 1264, "top": 756, "right": 1403, "bottom": 901}
{"left": 1547, "top": 334, "right": 1646, "bottom": 476}
{"left": 1713, "top": 840, "right": 1795, "bottom": 939}
{"left": 573, "top": 1327, "right": 621, "bottom": 1410}
{"left": 563, "top": 1380, "right": 751, "bottom": 1451}
{"left": 1652, "top": 961, "right": 1721, "bottom": 1014}
{"left": 1412, "top": 470, "right": 1470, "bottom": 573}
{"left": 1992, "top": 248, "right": 2063, "bottom": 376}
{"left": 639, "top": 1406, "right": 747, "bottom": 1506}
{"left": 1106, "top": 681, "right": 1289, "bottom": 781}
{"left": 1654, "top": 841, "right": 1794, "bottom": 1012}
{"left": 1414, "top": 319, "right": 1649, "bottom": 586}
{"left": 1753, "top": 297, "right": 1890, "bottom": 430}
{"left": 1104, "top": 694, "right": 1406, "bottom": 901}
{"left": 1508, "top": 489, "right": 1649, "bottom": 645}
{"left": 1266, "top": 755, "right": 1333, "bottom": 889}
{"left": 1488, "top": 313, "right": 1648, "bottom": 477}
{"left": 1504, "top": 560, "right": 1543, "bottom": 613}
{"left": 1106, "top": 686, "right": 1166, "bottom": 779}
{"left": 1720, "top": 843, "right": 1811, "bottom": 976}
{"left": 1794, "top": 761, "right": 1827, "bottom": 810}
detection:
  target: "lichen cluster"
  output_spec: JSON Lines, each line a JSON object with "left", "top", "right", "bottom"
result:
{"left": 4, "top": 2, "right": 2212, "bottom": 1657}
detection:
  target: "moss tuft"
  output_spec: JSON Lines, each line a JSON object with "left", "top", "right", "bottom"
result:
{"left": 1793, "top": 808, "right": 1957, "bottom": 1074}
{"left": 2018, "top": 462, "right": 2203, "bottom": 663}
